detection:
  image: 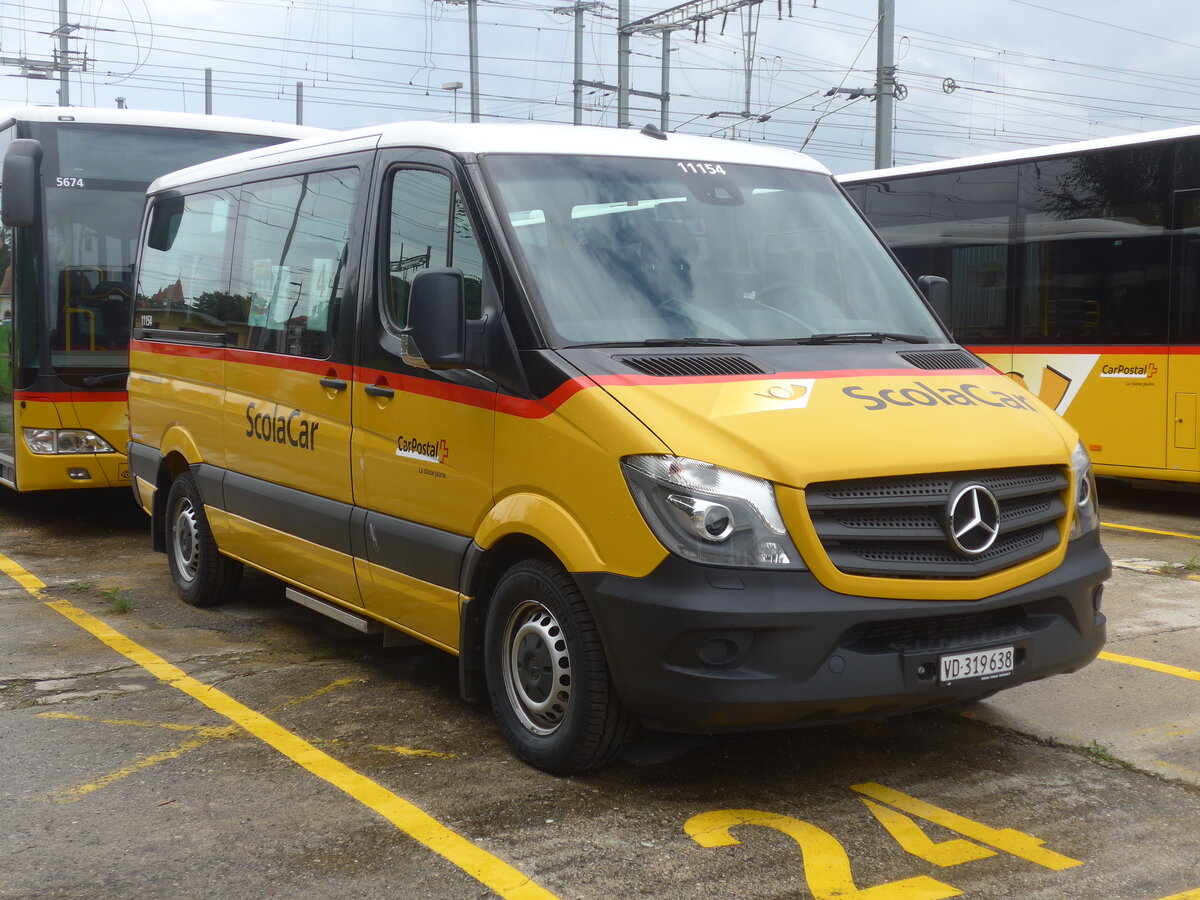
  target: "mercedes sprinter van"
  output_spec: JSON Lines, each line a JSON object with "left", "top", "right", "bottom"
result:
{"left": 128, "top": 122, "right": 1109, "bottom": 773}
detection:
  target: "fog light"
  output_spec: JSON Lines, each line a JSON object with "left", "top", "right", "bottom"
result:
{"left": 695, "top": 636, "right": 742, "bottom": 667}
{"left": 754, "top": 540, "right": 792, "bottom": 566}
{"left": 67, "top": 468, "right": 91, "bottom": 480}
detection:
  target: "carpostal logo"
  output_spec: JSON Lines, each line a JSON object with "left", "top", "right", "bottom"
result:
{"left": 396, "top": 435, "right": 450, "bottom": 464}
{"left": 1099, "top": 363, "right": 1157, "bottom": 379}
{"left": 842, "top": 381, "right": 1037, "bottom": 412}
{"left": 244, "top": 402, "right": 320, "bottom": 450}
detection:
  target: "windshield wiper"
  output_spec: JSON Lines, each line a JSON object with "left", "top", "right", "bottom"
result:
{"left": 565, "top": 337, "right": 741, "bottom": 349}
{"left": 806, "top": 331, "right": 930, "bottom": 345}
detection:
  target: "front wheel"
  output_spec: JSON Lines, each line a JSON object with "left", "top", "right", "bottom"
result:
{"left": 484, "top": 558, "right": 634, "bottom": 774}
{"left": 165, "top": 471, "right": 242, "bottom": 607}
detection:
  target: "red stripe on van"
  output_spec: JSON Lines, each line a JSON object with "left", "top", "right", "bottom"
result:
{"left": 14, "top": 390, "right": 128, "bottom": 403}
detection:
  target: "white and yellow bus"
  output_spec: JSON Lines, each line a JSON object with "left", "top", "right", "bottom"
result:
{"left": 840, "top": 126, "right": 1200, "bottom": 486}
{"left": 0, "top": 107, "right": 324, "bottom": 492}
{"left": 128, "top": 122, "right": 1109, "bottom": 772}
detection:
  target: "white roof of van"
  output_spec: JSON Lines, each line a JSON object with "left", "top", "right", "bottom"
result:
{"left": 1, "top": 106, "right": 325, "bottom": 141}
{"left": 148, "top": 120, "right": 827, "bottom": 193}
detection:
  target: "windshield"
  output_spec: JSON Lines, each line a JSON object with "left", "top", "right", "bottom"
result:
{"left": 29, "top": 122, "right": 291, "bottom": 385}
{"left": 483, "top": 154, "right": 943, "bottom": 346}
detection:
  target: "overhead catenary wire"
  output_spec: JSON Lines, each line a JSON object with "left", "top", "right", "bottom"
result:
{"left": 2, "top": 0, "right": 1198, "bottom": 172}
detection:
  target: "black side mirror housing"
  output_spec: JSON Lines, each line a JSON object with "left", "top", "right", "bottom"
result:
{"left": 917, "top": 275, "right": 952, "bottom": 334}
{"left": 1, "top": 139, "right": 44, "bottom": 228}
{"left": 147, "top": 194, "right": 185, "bottom": 252}
{"left": 401, "top": 267, "right": 467, "bottom": 369}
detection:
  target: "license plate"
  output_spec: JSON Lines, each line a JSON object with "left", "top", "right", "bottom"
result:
{"left": 939, "top": 646, "right": 1014, "bottom": 684}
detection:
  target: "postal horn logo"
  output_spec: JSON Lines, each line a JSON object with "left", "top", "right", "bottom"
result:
{"left": 946, "top": 484, "right": 1001, "bottom": 556}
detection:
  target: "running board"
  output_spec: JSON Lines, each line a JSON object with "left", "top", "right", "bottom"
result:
{"left": 284, "top": 587, "right": 383, "bottom": 635}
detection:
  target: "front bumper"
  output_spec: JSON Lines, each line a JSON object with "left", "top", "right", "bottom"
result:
{"left": 576, "top": 531, "right": 1109, "bottom": 732}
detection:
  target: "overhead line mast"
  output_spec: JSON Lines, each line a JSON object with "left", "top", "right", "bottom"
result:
{"left": 618, "top": 0, "right": 766, "bottom": 130}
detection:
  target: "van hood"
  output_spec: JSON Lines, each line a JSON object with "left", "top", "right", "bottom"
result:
{"left": 561, "top": 347, "right": 1076, "bottom": 487}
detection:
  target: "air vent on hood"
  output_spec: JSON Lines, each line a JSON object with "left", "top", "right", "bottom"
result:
{"left": 898, "top": 349, "right": 986, "bottom": 371}
{"left": 616, "top": 354, "right": 769, "bottom": 378}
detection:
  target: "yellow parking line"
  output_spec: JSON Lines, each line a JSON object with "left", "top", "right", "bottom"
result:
{"left": 0, "top": 551, "right": 559, "bottom": 900}
{"left": 1159, "top": 889, "right": 1200, "bottom": 900}
{"left": 1101, "top": 521, "right": 1200, "bottom": 541}
{"left": 1098, "top": 651, "right": 1200, "bottom": 684}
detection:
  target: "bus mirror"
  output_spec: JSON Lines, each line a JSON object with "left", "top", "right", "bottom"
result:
{"left": 1, "top": 139, "right": 43, "bottom": 228}
{"left": 917, "top": 275, "right": 952, "bottom": 330}
{"left": 147, "top": 196, "right": 184, "bottom": 252}
{"left": 401, "top": 267, "right": 467, "bottom": 370}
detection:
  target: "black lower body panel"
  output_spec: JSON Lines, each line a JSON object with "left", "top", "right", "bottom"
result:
{"left": 575, "top": 532, "right": 1109, "bottom": 733}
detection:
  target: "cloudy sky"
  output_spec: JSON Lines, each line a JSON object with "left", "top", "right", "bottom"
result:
{"left": 2, "top": 0, "right": 1199, "bottom": 173}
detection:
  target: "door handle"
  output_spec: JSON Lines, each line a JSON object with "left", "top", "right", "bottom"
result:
{"left": 364, "top": 384, "right": 395, "bottom": 399}
{"left": 319, "top": 377, "right": 348, "bottom": 391}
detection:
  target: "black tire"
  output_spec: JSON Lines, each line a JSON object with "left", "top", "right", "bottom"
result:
{"left": 165, "top": 472, "right": 242, "bottom": 607}
{"left": 484, "top": 558, "right": 634, "bottom": 774}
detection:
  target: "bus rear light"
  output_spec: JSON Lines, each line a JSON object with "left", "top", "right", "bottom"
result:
{"left": 23, "top": 428, "right": 116, "bottom": 455}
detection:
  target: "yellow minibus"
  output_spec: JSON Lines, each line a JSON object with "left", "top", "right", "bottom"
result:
{"left": 0, "top": 107, "right": 324, "bottom": 492}
{"left": 128, "top": 122, "right": 1109, "bottom": 772}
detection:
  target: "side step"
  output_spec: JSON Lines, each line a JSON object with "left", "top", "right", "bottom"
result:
{"left": 284, "top": 587, "right": 382, "bottom": 634}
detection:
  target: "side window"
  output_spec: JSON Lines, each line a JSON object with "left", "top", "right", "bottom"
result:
{"left": 385, "top": 169, "right": 485, "bottom": 328}
{"left": 232, "top": 169, "right": 359, "bottom": 357}
{"left": 386, "top": 169, "right": 451, "bottom": 329}
{"left": 452, "top": 194, "right": 484, "bottom": 320}
{"left": 135, "top": 189, "right": 238, "bottom": 338}
{"left": 1017, "top": 148, "right": 1170, "bottom": 344}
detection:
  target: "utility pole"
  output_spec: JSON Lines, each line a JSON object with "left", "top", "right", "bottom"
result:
{"left": 823, "top": 0, "right": 906, "bottom": 167}
{"left": 618, "top": 0, "right": 631, "bottom": 128}
{"left": 553, "top": 2, "right": 603, "bottom": 126}
{"left": 874, "top": 0, "right": 896, "bottom": 168}
{"left": 56, "top": 0, "right": 71, "bottom": 105}
{"left": 296, "top": 82, "right": 304, "bottom": 126}
{"left": 443, "top": 0, "right": 480, "bottom": 122}
{"left": 0, "top": 0, "right": 90, "bottom": 105}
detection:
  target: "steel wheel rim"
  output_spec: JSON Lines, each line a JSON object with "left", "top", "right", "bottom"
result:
{"left": 171, "top": 496, "right": 201, "bottom": 585}
{"left": 503, "top": 599, "right": 572, "bottom": 736}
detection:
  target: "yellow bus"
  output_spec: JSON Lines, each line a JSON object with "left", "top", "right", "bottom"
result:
{"left": 0, "top": 108, "right": 324, "bottom": 492}
{"left": 840, "top": 126, "right": 1200, "bottom": 485}
{"left": 129, "top": 122, "right": 1108, "bottom": 772}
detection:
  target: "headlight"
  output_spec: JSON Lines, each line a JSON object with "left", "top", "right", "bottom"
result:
{"left": 1069, "top": 441, "right": 1100, "bottom": 539}
{"left": 622, "top": 455, "right": 806, "bottom": 569}
{"left": 23, "top": 428, "right": 116, "bottom": 455}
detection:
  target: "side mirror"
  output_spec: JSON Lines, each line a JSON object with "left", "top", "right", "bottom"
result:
{"left": 147, "top": 195, "right": 185, "bottom": 252}
{"left": 917, "top": 275, "right": 951, "bottom": 333}
{"left": 1, "top": 139, "right": 44, "bottom": 228}
{"left": 401, "top": 267, "right": 467, "bottom": 370}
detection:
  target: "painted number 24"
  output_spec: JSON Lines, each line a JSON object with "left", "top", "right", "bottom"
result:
{"left": 686, "top": 782, "right": 1080, "bottom": 900}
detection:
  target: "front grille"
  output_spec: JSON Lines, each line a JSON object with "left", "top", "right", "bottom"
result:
{"left": 857, "top": 607, "right": 1029, "bottom": 652}
{"left": 807, "top": 466, "right": 1068, "bottom": 579}
{"left": 616, "top": 354, "right": 768, "bottom": 378}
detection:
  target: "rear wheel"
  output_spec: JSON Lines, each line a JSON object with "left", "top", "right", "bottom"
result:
{"left": 165, "top": 472, "right": 241, "bottom": 607}
{"left": 484, "top": 558, "right": 634, "bottom": 774}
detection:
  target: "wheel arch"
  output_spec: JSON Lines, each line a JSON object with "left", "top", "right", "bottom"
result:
{"left": 150, "top": 451, "right": 193, "bottom": 553}
{"left": 457, "top": 532, "right": 559, "bottom": 704}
